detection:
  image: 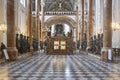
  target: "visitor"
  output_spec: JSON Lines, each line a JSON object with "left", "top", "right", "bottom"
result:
{"left": 0, "top": 42, "right": 9, "bottom": 63}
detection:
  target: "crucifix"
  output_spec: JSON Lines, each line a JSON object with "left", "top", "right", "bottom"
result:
{"left": 59, "top": 2, "right": 62, "bottom": 10}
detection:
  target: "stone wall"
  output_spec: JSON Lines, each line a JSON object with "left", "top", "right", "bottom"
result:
{"left": 0, "top": 0, "right": 7, "bottom": 46}
{"left": 15, "top": 0, "right": 27, "bottom": 35}
{"left": 112, "top": 0, "right": 120, "bottom": 48}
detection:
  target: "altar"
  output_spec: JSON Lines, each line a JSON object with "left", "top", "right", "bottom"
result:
{"left": 46, "top": 35, "right": 73, "bottom": 55}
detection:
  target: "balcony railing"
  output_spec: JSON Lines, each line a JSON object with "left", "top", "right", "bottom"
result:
{"left": 32, "top": 11, "right": 77, "bottom": 15}
{"left": 45, "top": 11, "right": 77, "bottom": 15}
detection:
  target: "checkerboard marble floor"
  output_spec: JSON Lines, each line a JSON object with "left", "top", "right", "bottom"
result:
{"left": 0, "top": 53, "right": 120, "bottom": 80}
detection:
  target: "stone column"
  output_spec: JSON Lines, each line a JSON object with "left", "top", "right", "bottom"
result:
{"left": 7, "top": 0, "right": 18, "bottom": 61}
{"left": 27, "top": 0, "right": 33, "bottom": 52}
{"left": 101, "top": 0, "right": 112, "bottom": 61}
{"left": 41, "top": 0, "right": 44, "bottom": 41}
{"left": 76, "top": 6, "right": 79, "bottom": 41}
{"left": 36, "top": 0, "right": 40, "bottom": 49}
{"left": 87, "top": 0, "right": 93, "bottom": 50}
{"left": 81, "top": 0, "right": 84, "bottom": 47}
{"left": 73, "top": 28, "right": 76, "bottom": 43}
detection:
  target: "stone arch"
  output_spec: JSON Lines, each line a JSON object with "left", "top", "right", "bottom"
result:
{"left": 45, "top": 16, "right": 77, "bottom": 32}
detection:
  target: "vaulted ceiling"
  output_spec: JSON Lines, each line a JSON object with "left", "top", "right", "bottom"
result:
{"left": 44, "top": 0, "right": 78, "bottom": 11}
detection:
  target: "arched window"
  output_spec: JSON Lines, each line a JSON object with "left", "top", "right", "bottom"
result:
{"left": 20, "top": 0, "right": 26, "bottom": 7}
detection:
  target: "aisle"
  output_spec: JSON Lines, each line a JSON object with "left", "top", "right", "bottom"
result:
{"left": 0, "top": 53, "right": 120, "bottom": 80}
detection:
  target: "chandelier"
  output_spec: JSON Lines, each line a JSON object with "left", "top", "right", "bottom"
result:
{"left": 0, "top": 24, "right": 7, "bottom": 33}
{"left": 112, "top": 22, "right": 120, "bottom": 30}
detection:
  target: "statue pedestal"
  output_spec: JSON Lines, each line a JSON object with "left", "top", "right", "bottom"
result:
{"left": 101, "top": 48, "right": 114, "bottom": 62}
{"left": 7, "top": 47, "right": 18, "bottom": 61}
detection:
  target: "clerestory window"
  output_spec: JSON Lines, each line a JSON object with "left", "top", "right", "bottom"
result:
{"left": 20, "top": 0, "right": 26, "bottom": 7}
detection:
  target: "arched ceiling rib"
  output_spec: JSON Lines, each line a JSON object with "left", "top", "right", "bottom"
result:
{"left": 44, "top": 0, "right": 78, "bottom": 11}
{"left": 45, "top": 16, "right": 76, "bottom": 29}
